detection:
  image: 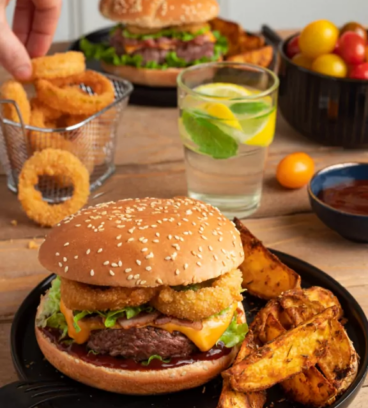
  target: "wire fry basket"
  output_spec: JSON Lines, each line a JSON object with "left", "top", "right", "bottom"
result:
{"left": 0, "top": 74, "right": 133, "bottom": 203}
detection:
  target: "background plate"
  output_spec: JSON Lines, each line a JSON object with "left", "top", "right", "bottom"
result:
{"left": 68, "top": 27, "right": 277, "bottom": 107}
{"left": 11, "top": 250, "right": 368, "bottom": 408}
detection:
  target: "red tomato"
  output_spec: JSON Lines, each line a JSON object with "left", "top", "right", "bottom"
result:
{"left": 333, "top": 40, "right": 340, "bottom": 55}
{"left": 350, "top": 63, "right": 368, "bottom": 79}
{"left": 286, "top": 35, "right": 300, "bottom": 59}
{"left": 366, "top": 46, "right": 368, "bottom": 62}
{"left": 338, "top": 32, "right": 365, "bottom": 64}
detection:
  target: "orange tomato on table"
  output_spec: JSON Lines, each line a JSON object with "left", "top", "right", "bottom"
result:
{"left": 276, "top": 153, "right": 315, "bottom": 189}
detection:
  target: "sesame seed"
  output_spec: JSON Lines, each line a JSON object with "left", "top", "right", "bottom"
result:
{"left": 183, "top": 218, "right": 189, "bottom": 222}
{"left": 136, "top": 260, "right": 142, "bottom": 265}
{"left": 140, "top": 280, "right": 147, "bottom": 285}
{"left": 117, "top": 242, "right": 123, "bottom": 247}
{"left": 63, "top": 257, "right": 67, "bottom": 262}
{"left": 64, "top": 266, "right": 68, "bottom": 273}
{"left": 172, "top": 252, "right": 177, "bottom": 259}
{"left": 109, "top": 270, "right": 115, "bottom": 276}
{"left": 165, "top": 256, "right": 172, "bottom": 261}
{"left": 90, "top": 269, "right": 95, "bottom": 276}
{"left": 209, "top": 246, "right": 213, "bottom": 251}
{"left": 111, "top": 262, "right": 118, "bottom": 267}
{"left": 125, "top": 268, "right": 132, "bottom": 273}
{"left": 116, "top": 235, "right": 122, "bottom": 240}
{"left": 155, "top": 232, "right": 160, "bottom": 237}
{"left": 103, "top": 261, "right": 110, "bottom": 266}
{"left": 141, "top": 248, "right": 148, "bottom": 252}
{"left": 127, "top": 238, "right": 134, "bottom": 242}
{"left": 146, "top": 266, "right": 152, "bottom": 271}
{"left": 175, "top": 269, "right": 180, "bottom": 275}
{"left": 134, "top": 274, "right": 140, "bottom": 279}
{"left": 139, "top": 237, "right": 145, "bottom": 242}
{"left": 86, "top": 249, "right": 91, "bottom": 255}
{"left": 214, "top": 255, "right": 219, "bottom": 260}
{"left": 151, "top": 225, "right": 157, "bottom": 228}
{"left": 197, "top": 254, "right": 202, "bottom": 259}
{"left": 222, "top": 261, "right": 226, "bottom": 266}
{"left": 97, "top": 248, "right": 103, "bottom": 253}
{"left": 153, "top": 239, "right": 159, "bottom": 243}
{"left": 219, "top": 237, "right": 223, "bottom": 242}
{"left": 168, "top": 235, "right": 172, "bottom": 240}
{"left": 221, "top": 249, "right": 227, "bottom": 254}
{"left": 127, "top": 275, "right": 133, "bottom": 280}
{"left": 184, "top": 263, "right": 188, "bottom": 269}
{"left": 146, "top": 252, "right": 154, "bottom": 259}
{"left": 75, "top": 224, "right": 81, "bottom": 227}
{"left": 156, "top": 278, "right": 163, "bottom": 284}
{"left": 198, "top": 246, "right": 203, "bottom": 252}
{"left": 74, "top": 255, "right": 78, "bottom": 259}
{"left": 58, "top": 262, "right": 63, "bottom": 267}
{"left": 197, "top": 261, "right": 202, "bottom": 267}
{"left": 192, "top": 222, "right": 196, "bottom": 226}
{"left": 128, "top": 227, "right": 135, "bottom": 234}
{"left": 55, "top": 252, "right": 60, "bottom": 256}
{"left": 64, "top": 242, "right": 69, "bottom": 247}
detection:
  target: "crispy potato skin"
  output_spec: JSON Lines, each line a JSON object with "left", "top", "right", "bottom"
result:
{"left": 234, "top": 218, "right": 301, "bottom": 299}
{"left": 226, "top": 307, "right": 338, "bottom": 393}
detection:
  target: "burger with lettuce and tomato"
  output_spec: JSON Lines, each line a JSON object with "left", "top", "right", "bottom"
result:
{"left": 35, "top": 197, "right": 247, "bottom": 395}
{"left": 80, "top": 0, "right": 228, "bottom": 87}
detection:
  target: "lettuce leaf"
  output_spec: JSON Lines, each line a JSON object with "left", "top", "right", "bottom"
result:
{"left": 141, "top": 355, "right": 171, "bottom": 366}
{"left": 218, "top": 313, "right": 248, "bottom": 348}
{"left": 122, "top": 26, "right": 209, "bottom": 41}
{"left": 79, "top": 30, "right": 228, "bottom": 70}
{"left": 36, "top": 277, "right": 68, "bottom": 338}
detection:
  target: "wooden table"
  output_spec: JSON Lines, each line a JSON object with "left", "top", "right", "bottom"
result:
{"left": 0, "top": 32, "right": 367, "bottom": 406}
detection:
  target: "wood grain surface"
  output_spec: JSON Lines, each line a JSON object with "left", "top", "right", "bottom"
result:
{"left": 0, "top": 33, "right": 367, "bottom": 406}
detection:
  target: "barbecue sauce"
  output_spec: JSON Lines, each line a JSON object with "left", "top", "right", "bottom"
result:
{"left": 317, "top": 180, "right": 368, "bottom": 215}
{"left": 40, "top": 328, "right": 232, "bottom": 371}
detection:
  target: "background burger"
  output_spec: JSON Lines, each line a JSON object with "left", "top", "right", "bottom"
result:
{"left": 35, "top": 197, "right": 247, "bottom": 395}
{"left": 80, "top": 0, "right": 228, "bottom": 87}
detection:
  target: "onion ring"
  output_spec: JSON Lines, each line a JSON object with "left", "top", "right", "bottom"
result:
{"left": 30, "top": 97, "right": 63, "bottom": 121}
{"left": 35, "top": 70, "right": 115, "bottom": 116}
{"left": 18, "top": 148, "right": 90, "bottom": 227}
{"left": 30, "top": 51, "right": 86, "bottom": 80}
{"left": 61, "top": 277, "right": 160, "bottom": 311}
{"left": 0, "top": 79, "right": 31, "bottom": 124}
{"left": 150, "top": 269, "right": 243, "bottom": 321}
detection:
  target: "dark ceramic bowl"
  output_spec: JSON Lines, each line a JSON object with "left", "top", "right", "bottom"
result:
{"left": 308, "top": 162, "right": 368, "bottom": 242}
{"left": 279, "top": 33, "right": 368, "bottom": 148}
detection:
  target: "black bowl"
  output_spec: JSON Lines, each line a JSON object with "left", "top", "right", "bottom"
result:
{"left": 279, "top": 33, "right": 368, "bottom": 148}
{"left": 308, "top": 162, "right": 368, "bottom": 242}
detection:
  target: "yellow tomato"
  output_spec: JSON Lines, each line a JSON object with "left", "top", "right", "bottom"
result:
{"left": 276, "top": 152, "right": 315, "bottom": 189}
{"left": 312, "top": 54, "right": 347, "bottom": 78}
{"left": 299, "top": 20, "right": 339, "bottom": 59}
{"left": 292, "top": 53, "right": 313, "bottom": 70}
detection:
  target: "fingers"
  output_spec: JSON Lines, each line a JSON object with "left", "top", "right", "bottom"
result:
{"left": 13, "top": 0, "right": 62, "bottom": 58}
{"left": 0, "top": 20, "right": 31, "bottom": 79}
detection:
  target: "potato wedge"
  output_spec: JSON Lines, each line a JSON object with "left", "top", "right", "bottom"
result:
{"left": 263, "top": 309, "right": 338, "bottom": 407}
{"left": 235, "top": 219, "right": 301, "bottom": 299}
{"left": 318, "top": 319, "right": 358, "bottom": 393}
{"left": 209, "top": 17, "right": 243, "bottom": 56}
{"left": 226, "top": 46, "right": 273, "bottom": 67}
{"left": 233, "top": 331, "right": 258, "bottom": 366}
{"left": 304, "top": 287, "right": 343, "bottom": 319}
{"left": 238, "top": 33, "right": 265, "bottom": 52}
{"left": 282, "top": 367, "right": 337, "bottom": 407}
{"left": 217, "top": 379, "right": 267, "bottom": 408}
{"left": 280, "top": 293, "right": 325, "bottom": 326}
{"left": 226, "top": 307, "right": 338, "bottom": 393}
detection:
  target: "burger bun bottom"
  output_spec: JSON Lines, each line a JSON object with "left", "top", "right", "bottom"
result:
{"left": 35, "top": 296, "right": 245, "bottom": 395}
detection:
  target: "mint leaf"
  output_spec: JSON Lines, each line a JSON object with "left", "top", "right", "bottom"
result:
{"left": 230, "top": 101, "right": 270, "bottom": 116}
{"left": 182, "top": 111, "right": 238, "bottom": 159}
{"left": 218, "top": 313, "right": 248, "bottom": 348}
{"left": 141, "top": 355, "right": 171, "bottom": 366}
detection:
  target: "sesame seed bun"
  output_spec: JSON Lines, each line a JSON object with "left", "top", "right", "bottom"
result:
{"left": 35, "top": 295, "right": 244, "bottom": 395}
{"left": 99, "top": 0, "right": 219, "bottom": 29}
{"left": 38, "top": 197, "right": 244, "bottom": 288}
{"left": 101, "top": 61, "right": 181, "bottom": 87}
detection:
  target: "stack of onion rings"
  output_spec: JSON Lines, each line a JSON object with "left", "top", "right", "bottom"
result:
{"left": 61, "top": 278, "right": 160, "bottom": 311}
{"left": 0, "top": 80, "right": 31, "bottom": 124}
{"left": 18, "top": 149, "right": 90, "bottom": 227}
{"left": 150, "top": 269, "right": 243, "bottom": 321}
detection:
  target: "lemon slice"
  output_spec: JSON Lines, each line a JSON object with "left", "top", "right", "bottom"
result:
{"left": 245, "top": 109, "right": 277, "bottom": 146}
{"left": 195, "top": 83, "right": 252, "bottom": 99}
{"left": 201, "top": 102, "right": 242, "bottom": 130}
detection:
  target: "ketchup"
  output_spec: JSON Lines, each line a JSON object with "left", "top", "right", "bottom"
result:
{"left": 40, "top": 328, "right": 232, "bottom": 371}
{"left": 317, "top": 180, "right": 368, "bottom": 215}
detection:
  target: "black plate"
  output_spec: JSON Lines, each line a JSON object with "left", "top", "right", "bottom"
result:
{"left": 68, "top": 26, "right": 277, "bottom": 107}
{"left": 11, "top": 250, "right": 368, "bottom": 408}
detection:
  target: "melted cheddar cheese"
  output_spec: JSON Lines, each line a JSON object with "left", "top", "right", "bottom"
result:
{"left": 60, "top": 301, "right": 237, "bottom": 352}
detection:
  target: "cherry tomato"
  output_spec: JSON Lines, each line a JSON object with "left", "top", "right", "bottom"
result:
{"left": 338, "top": 32, "right": 365, "bottom": 65}
{"left": 312, "top": 54, "right": 347, "bottom": 78}
{"left": 299, "top": 20, "right": 339, "bottom": 59}
{"left": 276, "top": 152, "right": 315, "bottom": 189}
{"left": 350, "top": 63, "right": 368, "bottom": 79}
{"left": 286, "top": 35, "right": 300, "bottom": 59}
{"left": 340, "top": 22, "right": 367, "bottom": 43}
{"left": 292, "top": 53, "right": 313, "bottom": 70}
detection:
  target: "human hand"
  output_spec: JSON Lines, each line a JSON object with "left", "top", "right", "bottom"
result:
{"left": 0, "top": 0, "right": 62, "bottom": 80}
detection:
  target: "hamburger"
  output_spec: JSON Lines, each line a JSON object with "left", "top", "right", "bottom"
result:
{"left": 80, "top": 0, "right": 228, "bottom": 87}
{"left": 35, "top": 197, "right": 247, "bottom": 395}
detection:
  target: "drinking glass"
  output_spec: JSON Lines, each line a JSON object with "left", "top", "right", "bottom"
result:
{"left": 177, "top": 62, "right": 279, "bottom": 218}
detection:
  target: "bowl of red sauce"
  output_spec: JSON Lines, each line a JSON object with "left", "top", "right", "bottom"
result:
{"left": 308, "top": 162, "right": 368, "bottom": 242}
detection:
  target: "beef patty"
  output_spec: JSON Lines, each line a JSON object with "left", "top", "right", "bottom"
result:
{"left": 87, "top": 326, "right": 198, "bottom": 361}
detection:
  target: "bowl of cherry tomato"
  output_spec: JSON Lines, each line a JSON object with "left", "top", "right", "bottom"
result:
{"left": 279, "top": 20, "right": 368, "bottom": 147}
